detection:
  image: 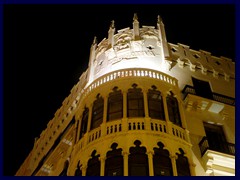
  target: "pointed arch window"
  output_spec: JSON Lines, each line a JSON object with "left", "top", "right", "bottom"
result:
{"left": 86, "top": 150, "right": 100, "bottom": 176}
{"left": 91, "top": 94, "right": 104, "bottom": 130}
{"left": 107, "top": 87, "right": 123, "bottom": 121}
{"left": 74, "top": 160, "right": 82, "bottom": 176}
{"left": 79, "top": 107, "right": 89, "bottom": 139}
{"left": 128, "top": 140, "right": 149, "bottom": 176}
{"left": 105, "top": 143, "right": 123, "bottom": 176}
{"left": 176, "top": 148, "right": 191, "bottom": 176}
{"left": 148, "top": 85, "right": 165, "bottom": 120}
{"left": 59, "top": 160, "right": 69, "bottom": 176}
{"left": 153, "top": 142, "right": 173, "bottom": 176}
{"left": 167, "top": 92, "right": 182, "bottom": 127}
{"left": 127, "top": 84, "right": 144, "bottom": 118}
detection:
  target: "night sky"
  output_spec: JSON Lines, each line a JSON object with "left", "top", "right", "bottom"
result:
{"left": 3, "top": 4, "right": 235, "bottom": 176}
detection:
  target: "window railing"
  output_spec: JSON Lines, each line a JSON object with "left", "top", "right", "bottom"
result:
{"left": 198, "top": 136, "right": 235, "bottom": 156}
{"left": 182, "top": 85, "right": 235, "bottom": 106}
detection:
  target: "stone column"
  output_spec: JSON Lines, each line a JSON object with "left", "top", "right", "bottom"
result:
{"left": 84, "top": 104, "right": 93, "bottom": 146}
{"left": 143, "top": 90, "right": 149, "bottom": 118}
{"left": 122, "top": 91, "right": 128, "bottom": 132}
{"left": 143, "top": 90, "right": 151, "bottom": 130}
{"left": 123, "top": 152, "right": 129, "bottom": 176}
{"left": 100, "top": 156, "right": 106, "bottom": 176}
{"left": 147, "top": 151, "right": 154, "bottom": 176}
{"left": 101, "top": 96, "right": 108, "bottom": 136}
{"left": 81, "top": 165, "right": 87, "bottom": 176}
{"left": 170, "top": 155, "right": 178, "bottom": 176}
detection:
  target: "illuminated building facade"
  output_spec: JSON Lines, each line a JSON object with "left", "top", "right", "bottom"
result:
{"left": 16, "top": 14, "right": 235, "bottom": 176}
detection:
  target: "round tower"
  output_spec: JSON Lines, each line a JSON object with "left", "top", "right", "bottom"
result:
{"left": 68, "top": 14, "right": 194, "bottom": 176}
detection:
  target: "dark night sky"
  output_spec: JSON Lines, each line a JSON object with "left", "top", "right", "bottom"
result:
{"left": 3, "top": 4, "right": 235, "bottom": 176}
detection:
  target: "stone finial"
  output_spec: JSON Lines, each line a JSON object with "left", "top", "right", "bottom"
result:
{"left": 133, "top": 13, "right": 138, "bottom": 21}
{"left": 110, "top": 20, "right": 115, "bottom": 29}
{"left": 157, "top": 15, "right": 162, "bottom": 24}
{"left": 92, "top": 36, "right": 97, "bottom": 45}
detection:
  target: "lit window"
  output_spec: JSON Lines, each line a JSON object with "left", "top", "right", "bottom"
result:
{"left": 80, "top": 107, "right": 89, "bottom": 139}
{"left": 107, "top": 87, "right": 123, "bottom": 121}
{"left": 166, "top": 92, "right": 182, "bottom": 127}
{"left": 127, "top": 84, "right": 144, "bottom": 118}
{"left": 91, "top": 94, "right": 104, "bottom": 130}
{"left": 148, "top": 86, "right": 165, "bottom": 120}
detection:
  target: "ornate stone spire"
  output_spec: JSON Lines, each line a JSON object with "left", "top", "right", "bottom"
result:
{"left": 110, "top": 20, "right": 115, "bottom": 29}
{"left": 92, "top": 36, "right": 97, "bottom": 45}
{"left": 157, "top": 15, "right": 162, "bottom": 24}
{"left": 108, "top": 20, "right": 115, "bottom": 48}
{"left": 133, "top": 13, "right": 140, "bottom": 40}
{"left": 133, "top": 13, "right": 138, "bottom": 22}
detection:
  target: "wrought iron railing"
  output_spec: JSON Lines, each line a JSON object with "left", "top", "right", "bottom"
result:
{"left": 182, "top": 85, "right": 235, "bottom": 106}
{"left": 198, "top": 136, "right": 235, "bottom": 156}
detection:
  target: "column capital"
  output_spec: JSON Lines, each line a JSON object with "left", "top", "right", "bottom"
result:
{"left": 147, "top": 151, "right": 154, "bottom": 155}
{"left": 170, "top": 155, "right": 177, "bottom": 159}
{"left": 122, "top": 151, "right": 129, "bottom": 156}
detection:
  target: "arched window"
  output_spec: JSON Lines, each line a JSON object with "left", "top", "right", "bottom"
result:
{"left": 127, "top": 84, "right": 144, "bottom": 118}
{"left": 153, "top": 142, "right": 173, "bottom": 176}
{"left": 128, "top": 140, "right": 149, "bottom": 176}
{"left": 91, "top": 94, "right": 104, "bottom": 130}
{"left": 74, "top": 160, "right": 82, "bottom": 176}
{"left": 79, "top": 107, "right": 89, "bottom": 139}
{"left": 86, "top": 150, "right": 100, "bottom": 176}
{"left": 59, "top": 160, "right": 69, "bottom": 176}
{"left": 107, "top": 87, "right": 123, "bottom": 121}
{"left": 105, "top": 143, "right": 123, "bottom": 176}
{"left": 176, "top": 148, "right": 191, "bottom": 176}
{"left": 166, "top": 92, "right": 182, "bottom": 126}
{"left": 148, "top": 86, "right": 165, "bottom": 120}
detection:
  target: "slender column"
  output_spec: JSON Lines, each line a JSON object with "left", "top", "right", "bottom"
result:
{"left": 147, "top": 151, "right": 154, "bottom": 176}
{"left": 162, "top": 93, "right": 172, "bottom": 134}
{"left": 143, "top": 90, "right": 151, "bottom": 131}
{"left": 81, "top": 165, "right": 87, "bottom": 176}
{"left": 123, "top": 91, "right": 127, "bottom": 118}
{"left": 170, "top": 155, "right": 178, "bottom": 176}
{"left": 87, "top": 104, "right": 93, "bottom": 132}
{"left": 101, "top": 96, "right": 108, "bottom": 136}
{"left": 123, "top": 152, "right": 129, "bottom": 176}
{"left": 143, "top": 90, "right": 149, "bottom": 118}
{"left": 84, "top": 104, "right": 93, "bottom": 146}
{"left": 178, "top": 97, "right": 187, "bottom": 129}
{"left": 122, "top": 91, "right": 128, "bottom": 132}
{"left": 100, "top": 156, "right": 105, "bottom": 176}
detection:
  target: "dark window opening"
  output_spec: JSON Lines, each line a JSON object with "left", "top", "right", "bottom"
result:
{"left": 91, "top": 94, "right": 104, "bottom": 130}
{"left": 176, "top": 149, "right": 191, "bottom": 176}
{"left": 74, "top": 161, "right": 82, "bottom": 176}
{"left": 80, "top": 107, "right": 89, "bottom": 139}
{"left": 167, "top": 92, "right": 182, "bottom": 127}
{"left": 128, "top": 140, "right": 149, "bottom": 176}
{"left": 148, "top": 85, "right": 165, "bottom": 120}
{"left": 153, "top": 142, "right": 173, "bottom": 176}
{"left": 204, "top": 122, "right": 229, "bottom": 154}
{"left": 107, "top": 87, "right": 123, "bottom": 121}
{"left": 192, "top": 77, "right": 213, "bottom": 99}
{"left": 105, "top": 143, "right": 123, "bottom": 176}
{"left": 86, "top": 150, "right": 100, "bottom": 176}
{"left": 59, "top": 160, "right": 69, "bottom": 176}
{"left": 127, "top": 84, "right": 144, "bottom": 118}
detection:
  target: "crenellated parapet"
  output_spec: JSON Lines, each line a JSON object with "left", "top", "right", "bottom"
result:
{"left": 168, "top": 43, "right": 235, "bottom": 81}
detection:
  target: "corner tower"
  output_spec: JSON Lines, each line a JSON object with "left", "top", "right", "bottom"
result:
{"left": 16, "top": 13, "right": 235, "bottom": 176}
